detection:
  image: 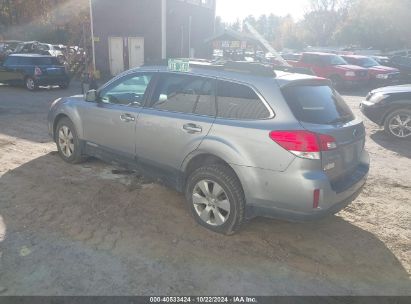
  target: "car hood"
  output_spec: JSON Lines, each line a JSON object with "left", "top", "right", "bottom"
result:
{"left": 335, "top": 64, "right": 367, "bottom": 71}
{"left": 60, "top": 95, "right": 84, "bottom": 104}
{"left": 373, "top": 84, "right": 411, "bottom": 94}
{"left": 368, "top": 65, "right": 399, "bottom": 73}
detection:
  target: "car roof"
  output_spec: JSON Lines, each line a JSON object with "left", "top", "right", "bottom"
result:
{"left": 342, "top": 55, "right": 368, "bottom": 59}
{"left": 8, "top": 54, "right": 54, "bottom": 58}
{"left": 114, "top": 65, "right": 327, "bottom": 89}
{"left": 303, "top": 52, "right": 337, "bottom": 56}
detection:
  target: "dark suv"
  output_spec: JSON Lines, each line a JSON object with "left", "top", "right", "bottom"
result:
{"left": 0, "top": 54, "right": 70, "bottom": 90}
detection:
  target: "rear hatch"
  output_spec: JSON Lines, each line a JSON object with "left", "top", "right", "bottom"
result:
{"left": 282, "top": 84, "right": 366, "bottom": 191}
{"left": 32, "top": 57, "right": 66, "bottom": 76}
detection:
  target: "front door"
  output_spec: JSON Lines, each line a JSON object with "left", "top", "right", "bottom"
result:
{"left": 135, "top": 73, "right": 216, "bottom": 176}
{"left": 81, "top": 72, "right": 154, "bottom": 161}
{"left": 108, "top": 37, "right": 124, "bottom": 76}
{"left": 128, "top": 37, "right": 144, "bottom": 69}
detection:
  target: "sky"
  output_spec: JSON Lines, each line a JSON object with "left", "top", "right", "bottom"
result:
{"left": 216, "top": 0, "right": 309, "bottom": 23}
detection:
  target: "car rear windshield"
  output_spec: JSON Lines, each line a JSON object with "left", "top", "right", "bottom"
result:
{"left": 32, "top": 57, "right": 60, "bottom": 65}
{"left": 282, "top": 85, "right": 354, "bottom": 125}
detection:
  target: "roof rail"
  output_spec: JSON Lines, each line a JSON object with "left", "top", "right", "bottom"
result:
{"left": 190, "top": 60, "right": 276, "bottom": 77}
{"left": 223, "top": 61, "right": 276, "bottom": 77}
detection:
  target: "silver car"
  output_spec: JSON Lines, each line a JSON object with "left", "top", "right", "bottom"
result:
{"left": 48, "top": 62, "right": 370, "bottom": 234}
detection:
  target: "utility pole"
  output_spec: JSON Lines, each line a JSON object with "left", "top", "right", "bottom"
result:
{"left": 188, "top": 16, "right": 192, "bottom": 58}
{"left": 89, "top": 0, "right": 96, "bottom": 72}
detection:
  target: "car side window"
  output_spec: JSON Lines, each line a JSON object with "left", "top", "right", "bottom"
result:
{"left": 20, "top": 57, "right": 32, "bottom": 65}
{"left": 150, "top": 74, "right": 216, "bottom": 116}
{"left": 99, "top": 74, "right": 153, "bottom": 107}
{"left": 3, "top": 56, "right": 18, "bottom": 66}
{"left": 216, "top": 80, "right": 271, "bottom": 120}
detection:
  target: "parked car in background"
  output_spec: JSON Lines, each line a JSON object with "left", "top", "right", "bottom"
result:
{"left": 0, "top": 54, "right": 70, "bottom": 91}
{"left": 387, "top": 56, "right": 411, "bottom": 82}
{"left": 288, "top": 52, "right": 369, "bottom": 89}
{"left": 0, "top": 40, "right": 21, "bottom": 62}
{"left": 342, "top": 55, "right": 400, "bottom": 86}
{"left": 39, "top": 43, "right": 65, "bottom": 58}
{"left": 281, "top": 53, "right": 301, "bottom": 61}
{"left": 361, "top": 85, "right": 411, "bottom": 139}
{"left": 372, "top": 56, "right": 391, "bottom": 66}
{"left": 48, "top": 61, "right": 369, "bottom": 234}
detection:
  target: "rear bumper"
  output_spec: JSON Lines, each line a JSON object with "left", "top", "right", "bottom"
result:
{"left": 34, "top": 75, "right": 69, "bottom": 86}
{"left": 232, "top": 151, "right": 370, "bottom": 221}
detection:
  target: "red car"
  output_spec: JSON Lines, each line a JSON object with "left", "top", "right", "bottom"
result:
{"left": 342, "top": 55, "right": 401, "bottom": 86}
{"left": 288, "top": 52, "right": 369, "bottom": 89}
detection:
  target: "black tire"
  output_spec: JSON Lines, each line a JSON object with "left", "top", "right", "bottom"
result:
{"left": 384, "top": 109, "right": 411, "bottom": 139}
{"left": 25, "top": 77, "right": 37, "bottom": 91}
{"left": 185, "top": 164, "right": 245, "bottom": 235}
{"left": 55, "top": 117, "right": 87, "bottom": 164}
{"left": 329, "top": 75, "right": 343, "bottom": 91}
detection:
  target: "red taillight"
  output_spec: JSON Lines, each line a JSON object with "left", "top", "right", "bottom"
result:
{"left": 318, "top": 134, "right": 337, "bottom": 150}
{"left": 269, "top": 130, "right": 336, "bottom": 160}
{"left": 34, "top": 66, "right": 42, "bottom": 76}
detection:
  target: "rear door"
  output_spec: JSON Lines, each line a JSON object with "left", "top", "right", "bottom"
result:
{"left": 31, "top": 57, "right": 66, "bottom": 77}
{"left": 135, "top": 73, "right": 216, "bottom": 175}
{"left": 282, "top": 85, "right": 366, "bottom": 184}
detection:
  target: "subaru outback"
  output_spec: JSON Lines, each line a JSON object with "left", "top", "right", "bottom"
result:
{"left": 48, "top": 61, "right": 369, "bottom": 234}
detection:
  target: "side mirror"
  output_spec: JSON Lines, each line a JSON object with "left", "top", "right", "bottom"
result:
{"left": 157, "top": 94, "right": 168, "bottom": 105}
{"left": 85, "top": 89, "right": 97, "bottom": 102}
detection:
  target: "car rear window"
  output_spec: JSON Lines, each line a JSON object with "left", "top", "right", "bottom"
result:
{"left": 282, "top": 85, "right": 354, "bottom": 125}
{"left": 32, "top": 57, "right": 60, "bottom": 65}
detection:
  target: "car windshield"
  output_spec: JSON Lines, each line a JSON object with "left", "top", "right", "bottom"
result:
{"left": 282, "top": 85, "right": 354, "bottom": 125}
{"left": 324, "top": 55, "right": 348, "bottom": 66}
{"left": 358, "top": 57, "right": 379, "bottom": 67}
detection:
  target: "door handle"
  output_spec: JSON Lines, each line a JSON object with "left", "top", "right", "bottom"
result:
{"left": 183, "top": 123, "right": 203, "bottom": 134}
{"left": 120, "top": 113, "right": 135, "bottom": 122}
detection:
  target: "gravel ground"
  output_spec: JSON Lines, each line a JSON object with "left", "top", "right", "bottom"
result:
{"left": 0, "top": 83, "right": 410, "bottom": 295}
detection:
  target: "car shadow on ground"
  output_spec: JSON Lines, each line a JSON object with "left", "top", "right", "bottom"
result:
{"left": 0, "top": 153, "right": 410, "bottom": 295}
{"left": 370, "top": 131, "right": 411, "bottom": 159}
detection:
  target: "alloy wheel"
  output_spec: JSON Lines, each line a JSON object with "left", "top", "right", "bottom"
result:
{"left": 192, "top": 180, "right": 231, "bottom": 226}
{"left": 389, "top": 113, "right": 411, "bottom": 138}
{"left": 58, "top": 125, "right": 75, "bottom": 157}
{"left": 26, "top": 78, "right": 35, "bottom": 90}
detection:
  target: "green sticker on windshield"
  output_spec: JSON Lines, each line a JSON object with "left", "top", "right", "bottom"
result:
{"left": 168, "top": 58, "right": 190, "bottom": 72}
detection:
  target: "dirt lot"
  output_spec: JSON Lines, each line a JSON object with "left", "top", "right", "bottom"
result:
{"left": 0, "top": 83, "right": 410, "bottom": 296}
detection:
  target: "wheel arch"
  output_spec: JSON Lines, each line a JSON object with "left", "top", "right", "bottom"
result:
{"left": 180, "top": 152, "right": 244, "bottom": 194}
{"left": 52, "top": 110, "right": 84, "bottom": 142}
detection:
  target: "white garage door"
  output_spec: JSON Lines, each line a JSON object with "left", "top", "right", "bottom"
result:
{"left": 108, "top": 37, "right": 124, "bottom": 76}
{"left": 128, "top": 37, "right": 144, "bottom": 69}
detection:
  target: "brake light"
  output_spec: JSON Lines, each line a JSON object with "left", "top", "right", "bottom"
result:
{"left": 269, "top": 131, "right": 337, "bottom": 160}
{"left": 34, "top": 66, "right": 42, "bottom": 76}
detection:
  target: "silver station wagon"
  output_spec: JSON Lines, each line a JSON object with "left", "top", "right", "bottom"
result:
{"left": 48, "top": 61, "right": 370, "bottom": 234}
